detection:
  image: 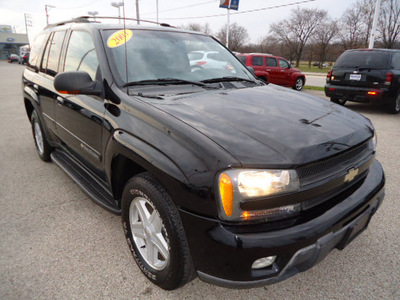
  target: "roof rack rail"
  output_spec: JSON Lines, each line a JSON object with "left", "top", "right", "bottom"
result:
{"left": 45, "top": 16, "right": 174, "bottom": 29}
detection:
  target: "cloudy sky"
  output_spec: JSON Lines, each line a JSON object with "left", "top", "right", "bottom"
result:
{"left": 1, "top": 0, "right": 360, "bottom": 43}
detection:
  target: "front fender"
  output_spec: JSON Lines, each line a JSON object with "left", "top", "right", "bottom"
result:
{"left": 105, "top": 130, "right": 188, "bottom": 186}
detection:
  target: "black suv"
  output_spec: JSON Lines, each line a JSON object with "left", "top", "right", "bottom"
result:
{"left": 325, "top": 48, "right": 400, "bottom": 113}
{"left": 22, "top": 17, "right": 385, "bottom": 290}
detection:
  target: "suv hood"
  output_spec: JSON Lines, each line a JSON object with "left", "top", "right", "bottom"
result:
{"left": 149, "top": 85, "right": 373, "bottom": 167}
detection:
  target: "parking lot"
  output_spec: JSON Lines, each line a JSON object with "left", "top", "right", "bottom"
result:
{"left": 0, "top": 62, "right": 399, "bottom": 299}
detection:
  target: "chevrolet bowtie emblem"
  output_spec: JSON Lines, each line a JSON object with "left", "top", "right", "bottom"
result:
{"left": 345, "top": 168, "right": 359, "bottom": 182}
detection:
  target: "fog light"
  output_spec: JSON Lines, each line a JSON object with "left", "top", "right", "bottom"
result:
{"left": 252, "top": 256, "right": 276, "bottom": 269}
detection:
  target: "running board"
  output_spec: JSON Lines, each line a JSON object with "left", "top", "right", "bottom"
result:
{"left": 50, "top": 150, "right": 121, "bottom": 215}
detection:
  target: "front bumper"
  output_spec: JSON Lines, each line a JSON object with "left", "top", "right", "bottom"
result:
{"left": 325, "top": 84, "right": 390, "bottom": 103}
{"left": 179, "top": 160, "right": 385, "bottom": 288}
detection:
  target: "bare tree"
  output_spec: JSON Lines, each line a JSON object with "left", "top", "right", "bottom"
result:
{"left": 313, "top": 20, "right": 338, "bottom": 67}
{"left": 378, "top": 0, "right": 400, "bottom": 48}
{"left": 339, "top": 4, "right": 365, "bottom": 49}
{"left": 269, "top": 8, "right": 327, "bottom": 67}
{"left": 181, "top": 22, "right": 213, "bottom": 35}
{"left": 216, "top": 23, "right": 249, "bottom": 51}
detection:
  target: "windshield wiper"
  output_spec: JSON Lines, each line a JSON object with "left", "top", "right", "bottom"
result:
{"left": 201, "top": 76, "right": 258, "bottom": 84}
{"left": 123, "top": 78, "right": 205, "bottom": 88}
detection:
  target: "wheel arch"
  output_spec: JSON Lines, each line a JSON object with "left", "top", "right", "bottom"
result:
{"left": 106, "top": 130, "right": 189, "bottom": 206}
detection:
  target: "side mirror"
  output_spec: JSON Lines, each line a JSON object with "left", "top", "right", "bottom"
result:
{"left": 54, "top": 71, "right": 103, "bottom": 96}
{"left": 247, "top": 66, "right": 256, "bottom": 76}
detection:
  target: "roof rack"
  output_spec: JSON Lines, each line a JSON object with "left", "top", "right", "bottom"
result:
{"left": 45, "top": 16, "right": 174, "bottom": 29}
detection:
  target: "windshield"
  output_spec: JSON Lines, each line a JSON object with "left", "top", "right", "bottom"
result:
{"left": 335, "top": 51, "right": 390, "bottom": 69}
{"left": 102, "top": 29, "right": 254, "bottom": 85}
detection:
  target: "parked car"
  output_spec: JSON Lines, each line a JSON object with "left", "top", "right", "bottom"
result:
{"left": 236, "top": 53, "right": 306, "bottom": 90}
{"left": 188, "top": 50, "right": 235, "bottom": 73}
{"left": 19, "top": 53, "right": 30, "bottom": 65}
{"left": 22, "top": 17, "right": 384, "bottom": 290}
{"left": 7, "top": 54, "right": 19, "bottom": 63}
{"left": 325, "top": 48, "right": 400, "bottom": 114}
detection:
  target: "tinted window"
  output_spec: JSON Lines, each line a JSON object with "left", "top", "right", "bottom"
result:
{"left": 46, "top": 31, "right": 66, "bottom": 76}
{"left": 252, "top": 56, "right": 264, "bottom": 66}
{"left": 391, "top": 52, "right": 400, "bottom": 70}
{"left": 335, "top": 51, "right": 390, "bottom": 69}
{"left": 279, "top": 59, "right": 289, "bottom": 68}
{"left": 266, "top": 57, "right": 277, "bottom": 67}
{"left": 28, "top": 32, "right": 46, "bottom": 69}
{"left": 64, "top": 31, "right": 99, "bottom": 81}
{"left": 40, "top": 33, "right": 53, "bottom": 73}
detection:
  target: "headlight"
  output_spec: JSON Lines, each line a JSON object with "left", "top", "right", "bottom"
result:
{"left": 217, "top": 169, "right": 300, "bottom": 221}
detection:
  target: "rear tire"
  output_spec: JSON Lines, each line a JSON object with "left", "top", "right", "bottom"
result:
{"left": 387, "top": 94, "right": 400, "bottom": 114}
{"left": 331, "top": 98, "right": 347, "bottom": 106}
{"left": 121, "top": 173, "right": 196, "bottom": 290}
{"left": 31, "top": 110, "right": 52, "bottom": 162}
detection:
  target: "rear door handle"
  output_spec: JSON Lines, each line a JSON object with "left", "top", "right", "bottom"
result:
{"left": 56, "top": 96, "right": 64, "bottom": 106}
{"left": 267, "top": 69, "right": 271, "bottom": 71}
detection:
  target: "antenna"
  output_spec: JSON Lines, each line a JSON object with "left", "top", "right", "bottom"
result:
{"left": 122, "top": 0, "right": 129, "bottom": 87}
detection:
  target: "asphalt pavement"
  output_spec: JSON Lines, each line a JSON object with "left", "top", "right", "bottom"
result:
{"left": 0, "top": 62, "right": 399, "bottom": 299}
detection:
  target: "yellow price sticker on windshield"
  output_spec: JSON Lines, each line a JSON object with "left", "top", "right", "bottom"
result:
{"left": 107, "top": 29, "right": 133, "bottom": 48}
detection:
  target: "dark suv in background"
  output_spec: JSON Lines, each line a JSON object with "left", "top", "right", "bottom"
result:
{"left": 22, "top": 17, "right": 385, "bottom": 290}
{"left": 325, "top": 49, "right": 400, "bottom": 114}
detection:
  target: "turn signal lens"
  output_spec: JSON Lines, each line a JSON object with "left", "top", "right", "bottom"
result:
{"left": 219, "top": 173, "right": 233, "bottom": 216}
{"left": 368, "top": 91, "right": 377, "bottom": 95}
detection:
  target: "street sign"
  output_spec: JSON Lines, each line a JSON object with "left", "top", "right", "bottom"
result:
{"left": 219, "top": 0, "right": 240, "bottom": 10}
{"left": 219, "top": 0, "right": 230, "bottom": 9}
{"left": 230, "top": 0, "right": 239, "bottom": 10}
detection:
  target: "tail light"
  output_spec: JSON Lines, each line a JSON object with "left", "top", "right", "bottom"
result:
{"left": 196, "top": 61, "right": 207, "bottom": 66}
{"left": 327, "top": 70, "right": 333, "bottom": 83}
{"left": 384, "top": 72, "right": 393, "bottom": 86}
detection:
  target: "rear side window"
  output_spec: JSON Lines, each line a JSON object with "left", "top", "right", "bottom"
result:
{"left": 46, "top": 31, "right": 66, "bottom": 76}
{"left": 391, "top": 52, "right": 400, "bottom": 70}
{"left": 28, "top": 32, "right": 47, "bottom": 69}
{"left": 252, "top": 56, "right": 264, "bottom": 66}
{"left": 40, "top": 31, "right": 66, "bottom": 76}
{"left": 188, "top": 52, "right": 203, "bottom": 60}
{"left": 266, "top": 57, "right": 277, "bottom": 67}
{"left": 64, "top": 31, "right": 99, "bottom": 81}
{"left": 335, "top": 51, "right": 390, "bottom": 69}
{"left": 207, "top": 52, "right": 224, "bottom": 61}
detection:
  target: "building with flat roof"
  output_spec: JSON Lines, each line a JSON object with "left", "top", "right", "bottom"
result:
{"left": 0, "top": 32, "right": 29, "bottom": 60}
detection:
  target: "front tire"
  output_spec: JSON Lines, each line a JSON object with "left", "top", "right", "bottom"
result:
{"left": 331, "top": 98, "right": 347, "bottom": 106}
{"left": 31, "top": 110, "right": 52, "bottom": 161}
{"left": 121, "top": 173, "right": 195, "bottom": 290}
{"left": 293, "top": 77, "right": 304, "bottom": 91}
{"left": 388, "top": 94, "right": 400, "bottom": 114}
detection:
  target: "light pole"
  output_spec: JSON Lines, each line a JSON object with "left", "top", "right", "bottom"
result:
{"left": 135, "top": 0, "right": 140, "bottom": 25}
{"left": 88, "top": 11, "right": 99, "bottom": 21}
{"left": 24, "top": 13, "right": 32, "bottom": 48}
{"left": 45, "top": 4, "right": 55, "bottom": 25}
{"left": 111, "top": 2, "right": 123, "bottom": 23}
{"left": 156, "top": 0, "right": 159, "bottom": 24}
{"left": 369, "top": 0, "right": 382, "bottom": 49}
